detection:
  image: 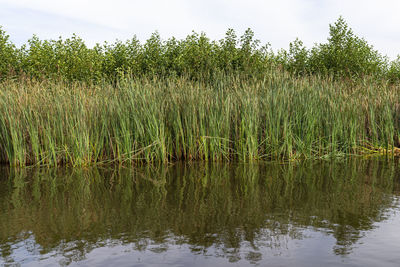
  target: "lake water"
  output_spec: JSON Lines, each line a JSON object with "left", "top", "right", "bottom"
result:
{"left": 1, "top": 160, "right": 400, "bottom": 266}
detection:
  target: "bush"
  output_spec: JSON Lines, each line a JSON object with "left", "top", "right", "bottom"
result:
{"left": 387, "top": 56, "right": 400, "bottom": 83}
{"left": 308, "top": 16, "right": 387, "bottom": 78}
{"left": 0, "top": 26, "right": 18, "bottom": 79}
{"left": 19, "top": 34, "right": 103, "bottom": 82}
{"left": 275, "top": 38, "right": 308, "bottom": 75}
{"left": 0, "top": 17, "right": 398, "bottom": 83}
{"left": 276, "top": 17, "right": 390, "bottom": 80}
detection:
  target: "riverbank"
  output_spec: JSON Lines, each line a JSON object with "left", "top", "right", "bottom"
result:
{"left": 1, "top": 71, "right": 399, "bottom": 166}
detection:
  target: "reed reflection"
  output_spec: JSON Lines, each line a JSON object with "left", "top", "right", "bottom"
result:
{"left": 0, "top": 160, "right": 399, "bottom": 265}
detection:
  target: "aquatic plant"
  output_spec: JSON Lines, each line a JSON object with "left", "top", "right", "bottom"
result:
{"left": 0, "top": 70, "right": 399, "bottom": 166}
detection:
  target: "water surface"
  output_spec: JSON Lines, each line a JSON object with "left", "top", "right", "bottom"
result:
{"left": 0, "top": 160, "right": 400, "bottom": 266}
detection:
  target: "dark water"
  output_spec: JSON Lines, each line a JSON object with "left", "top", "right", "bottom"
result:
{"left": 1, "top": 160, "right": 400, "bottom": 266}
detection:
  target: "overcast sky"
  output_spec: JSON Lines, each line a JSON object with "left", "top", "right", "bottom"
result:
{"left": 1, "top": 0, "right": 399, "bottom": 59}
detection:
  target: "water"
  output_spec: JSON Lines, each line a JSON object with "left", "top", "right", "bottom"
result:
{"left": 0, "top": 160, "right": 400, "bottom": 266}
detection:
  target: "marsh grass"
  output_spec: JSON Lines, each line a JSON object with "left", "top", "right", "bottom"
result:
{"left": 0, "top": 70, "right": 399, "bottom": 167}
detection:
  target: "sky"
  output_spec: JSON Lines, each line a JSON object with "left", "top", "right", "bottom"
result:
{"left": 0, "top": 0, "right": 399, "bottom": 59}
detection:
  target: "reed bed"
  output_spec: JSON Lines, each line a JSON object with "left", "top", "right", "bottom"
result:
{"left": 0, "top": 71, "right": 399, "bottom": 167}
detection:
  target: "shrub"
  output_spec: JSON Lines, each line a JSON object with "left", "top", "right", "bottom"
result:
{"left": 308, "top": 16, "right": 387, "bottom": 78}
{"left": 387, "top": 56, "right": 400, "bottom": 83}
{"left": 0, "top": 17, "right": 398, "bottom": 83}
{"left": 0, "top": 26, "right": 18, "bottom": 79}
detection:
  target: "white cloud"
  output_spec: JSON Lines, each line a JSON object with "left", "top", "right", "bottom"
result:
{"left": 0, "top": 0, "right": 399, "bottom": 58}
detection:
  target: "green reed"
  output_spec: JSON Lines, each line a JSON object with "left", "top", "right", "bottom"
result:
{"left": 0, "top": 70, "right": 399, "bottom": 167}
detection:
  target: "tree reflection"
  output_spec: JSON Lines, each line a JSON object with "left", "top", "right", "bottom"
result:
{"left": 0, "top": 160, "right": 399, "bottom": 265}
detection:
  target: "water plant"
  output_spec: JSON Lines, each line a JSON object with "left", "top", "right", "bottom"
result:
{"left": 0, "top": 70, "right": 399, "bottom": 166}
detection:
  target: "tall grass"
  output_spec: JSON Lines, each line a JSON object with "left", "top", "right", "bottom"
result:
{"left": 1, "top": 70, "right": 399, "bottom": 167}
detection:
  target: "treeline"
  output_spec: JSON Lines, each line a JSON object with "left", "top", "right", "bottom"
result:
{"left": 1, "top": 17, "right": 400, "bottom": 83}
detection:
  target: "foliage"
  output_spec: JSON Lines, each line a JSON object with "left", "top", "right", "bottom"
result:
{"left": 0, "top": 18, "right": 399, "bottom": 166}
{"left": 1, "top": 71, "right": 399, "bottom": 166}
{"left": 0, "top": 17, "right": 398, "bottom": 82}
{"left": 0, "top": 26, "right": 18, "bottom": 79}
{"left": 275, "top": 38, "right": 309, "bottom": 75}
{"left": 275, "top": 17, "right": 393, "bottom": 80}
{"left": 19, "top": 34, "right": 103, "bottom": 82}
{"left": 387, "top": 56, "right": 400, "bottom": 82}
{"left": 0, "top": 27, "right": 268, "bottom": 82}
{"left": 308, "top": 16, "right": 387, "bottom": 78}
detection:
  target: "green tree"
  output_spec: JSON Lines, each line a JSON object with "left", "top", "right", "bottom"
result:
{"left": 308, "top": 16, "right": 387, "bottom": 78}
{"left": 0, "top": 26, "right": 18, "bottom": 79}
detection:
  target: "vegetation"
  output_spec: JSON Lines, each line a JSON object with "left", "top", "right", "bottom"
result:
{"left": 0, "top": 17, "right": 400, "bottom": 166}
{"left": 1, "top": 72, "right": 400, "bottom": 166}
{"left": 0, "top": 17, "right": 399, "bottom": 83}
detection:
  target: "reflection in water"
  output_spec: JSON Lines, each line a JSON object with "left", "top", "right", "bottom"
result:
{"left": 0, "top": 160, "right": 399, "bottom": 266}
